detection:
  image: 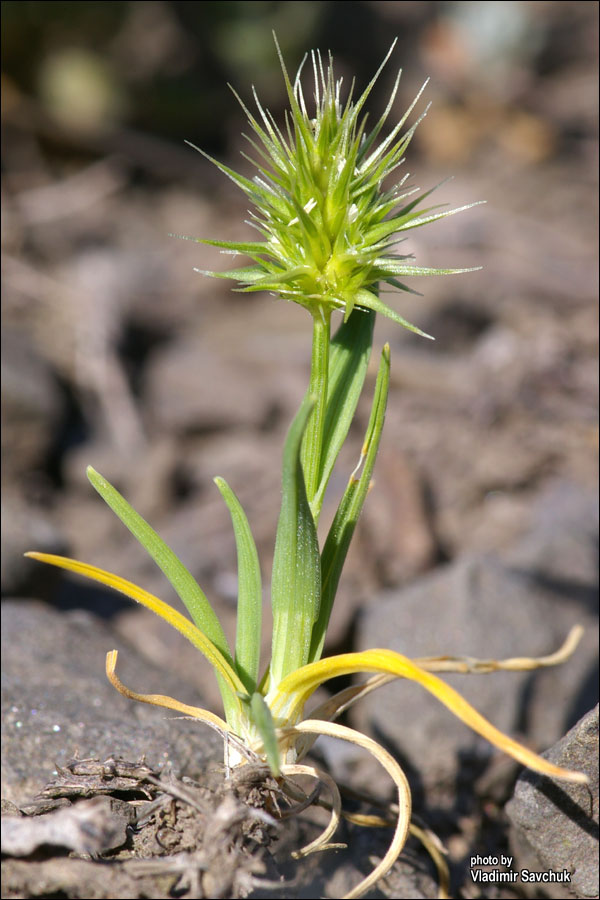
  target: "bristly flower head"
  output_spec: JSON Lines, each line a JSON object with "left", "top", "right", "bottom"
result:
{"left": 189, "top": 36, "right": 481, "bottom": 337}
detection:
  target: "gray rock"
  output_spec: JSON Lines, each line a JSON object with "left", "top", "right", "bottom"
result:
{"left": 504, "top": 480, "right": 599, "bottom": 588}
{"left": 1, "top": 491, "right": 66, "bottom": 595}
{"left": 0, "top": 328, "right": 63, "bottom": 479}
{"left": 145, "top": 336, "right": 276, "bottom": 432}
{"left": 1, "top": 600, "right": 222, "bottom": 805}
{"left": 506, "top": 705, "right": 599, "bottom": 899}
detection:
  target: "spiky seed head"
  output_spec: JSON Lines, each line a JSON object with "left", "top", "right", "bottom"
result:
{"left": 191, "top": 37, "right": 481, "bottom": 338}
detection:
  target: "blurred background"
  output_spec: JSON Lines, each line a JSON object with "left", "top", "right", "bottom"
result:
{"left": 2, "top": 0, "right": 598, "bottom": 681}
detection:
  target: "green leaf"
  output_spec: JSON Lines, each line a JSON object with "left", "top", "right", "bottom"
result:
{"left": 249, "top": 692, "right": 280, "bottom": 776}
{"left": 185, "top": 141, "right": 261, "bottom": 202}
{"left": 301, "top": 309, "right": 331, "bottom": 515}
{"left": 311, "top": 308, "right": 375, "bottom": 519}
{"left": 382, "top": 278, "right": 423, "bottom": 296}
{"left": 86, "top": 467, "right": 232, "bottom": 666}
{"left": 393, "top": 201, "right": 485, "bottom": 234}
{"left": 270, "top": 398, "right": 321, "bottom": 685}
{"left": 194, "top": 265, "right": 267, "bottom": 283}
{"left": 309, "top": 343, "right": 390, "bottom": 663}
{"left": 195, "top": 238, "right": 271, "bottom": 255}
{"left": 233, "top": 265, "right": 310, "bottom": 290}
{"left": 380, "top": 263, "right": 481, "bottom": 277}
{"left": 366, "top": 204, "right": 445, "bottom": 245}
{"left": 214, "top": 477, "right": 262, "bottom": 694}
{"left": 355, "top": 289, "right": 434, "bottom": 339}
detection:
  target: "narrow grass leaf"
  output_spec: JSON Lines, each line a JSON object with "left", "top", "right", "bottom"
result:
{"left": 194, "top": 265, "right": 267, "bottom": 283}
{"left": 214, "top": 476, "right": 262, "bottom": 694}
{"left": 301, "top": 309, "right": 331, "bottom": 513}
{"left": 311, "top": 308, "right": 375, "bottom": 519}
{"left": 106, "top": 649, "right": 231, "bottom": 732}
{"left": 86, "top": 467, "right": 232, "bottom": 665}
{"left": 381, "top": 264, "right": 481, "bottom": 277}
{"left": 195, "top": 238, "right": 271, "bottom": 255}
{"left": 308, "top": 344, "right": 390, "bottom": 664}
{"left": 270, "top": 398, "right": 321, "bottom": 685}
{"left": 25, "top": 552, "right": 245, "bottom": 704}
{"left": 249, "top": 692, "right": 281, "bottom": 776}
{"left": 354, "top": 290, "right": 434, "bottom": 339}
{"left": 277, "top": 649, "right": 588, "bottom": 784}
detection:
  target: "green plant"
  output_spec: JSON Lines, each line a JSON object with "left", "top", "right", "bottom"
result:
{"left": 28, "top": 38, "right": 586, "bottom": 899}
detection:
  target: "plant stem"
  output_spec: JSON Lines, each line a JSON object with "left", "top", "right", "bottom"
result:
{"left": 302, "top": 305, "right": 331, "bottom": 522}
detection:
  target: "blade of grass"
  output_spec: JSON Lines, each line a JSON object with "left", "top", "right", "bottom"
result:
{"left": 270, "top": 397, "right": 321, "bottom": 685}
{"left": 249, "top": 692, "right": 281, "bottom": 776}
{"left": 276, "top": 650, "right": 588, "bottom": 784}
{"left": 354, "top": 289, "right": 434, "bottom": 339}
{"left": 86, "top": 466, "right": 232, "bottom": 666}
{"left": 301, "top": 308, "right": 331, "bottom": 512}
{"left": 26, "top": 552, "right": 245, "bottom": 704}
{"left": 311, "top": 307, "right": 375, "bottom": 522}
{"left": 214, "top": 476, "right": 262, "bottom": 694}
{"left": 309, "top": 343, "right": 390, "bottom": 664}
{"left": 106, "top": 650, "right": 231, "bottom": 731}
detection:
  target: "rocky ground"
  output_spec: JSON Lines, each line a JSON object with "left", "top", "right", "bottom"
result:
{"left": 2, "top": 3, "right": 598, "bottom": 897}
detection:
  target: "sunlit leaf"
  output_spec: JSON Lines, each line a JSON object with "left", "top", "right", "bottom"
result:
{"left": 276, "top": 649, "right": 588, "bottom": 784}
{"left": 214, "top": 477, "right": 262, "bottom": 694}
{"left": 309, "top": 344, "right": 390, "bottom": 664}
{"left": 270, "top": 398, "right": 321, "bottom": 685}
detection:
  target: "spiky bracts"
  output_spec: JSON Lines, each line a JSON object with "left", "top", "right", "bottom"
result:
{"left": 191, "top": 38, "right": 480, "bottom": 337}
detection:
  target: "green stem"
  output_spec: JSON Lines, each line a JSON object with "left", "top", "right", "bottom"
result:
{"left": 301, "top": 306, "right": 331, "bottom": 522}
